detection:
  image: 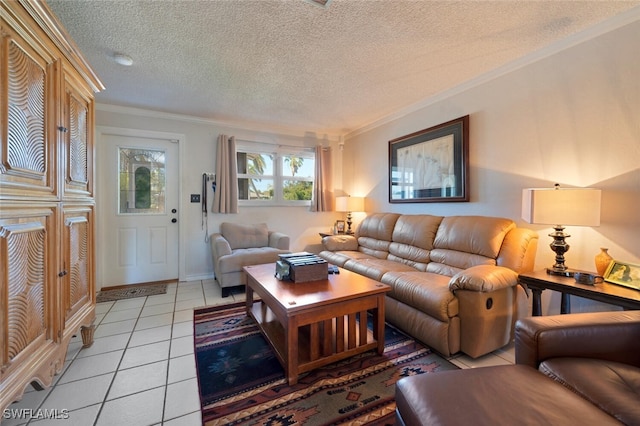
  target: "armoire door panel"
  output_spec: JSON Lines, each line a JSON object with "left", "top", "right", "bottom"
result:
{"left": 61, "top": 66, "right": 94, "bottom": 200}
{"left": 62, "top": 205, "right": 95, "bottom": 323}
{"left": 0, "top": 23, "right": 57, "bottom": 199}
{"left": 0, "top": 204, "right": 57, "bottom": 371}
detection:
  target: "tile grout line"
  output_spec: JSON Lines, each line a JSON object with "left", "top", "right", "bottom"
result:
{"left": 90, "top": 283, "right": 178, "bottom": 426}
{"left": 92, "top": 295, "right": 148, "bottom": 426}
{"left": 21, "top": 299, "right": 119, "bottom": 425}
{"left": 161, "top": 281, "right": 180, "bottom": 425}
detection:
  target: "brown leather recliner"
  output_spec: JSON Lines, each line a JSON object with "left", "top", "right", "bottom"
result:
{"left": 395, "top": 310, "right": 640, "bottom": 425}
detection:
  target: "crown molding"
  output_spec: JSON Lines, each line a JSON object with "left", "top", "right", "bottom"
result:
{"left": 95, "top": 103, "right": 341, "bottom": 142}
{"left": 346, "top": 6, "right": 640, "bottom": 139}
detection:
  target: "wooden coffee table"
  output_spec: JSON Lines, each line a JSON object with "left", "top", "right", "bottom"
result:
{"left": 244, "top": 263, "right": 391, "bottom": 385}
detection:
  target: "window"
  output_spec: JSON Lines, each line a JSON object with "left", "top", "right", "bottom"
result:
{"left": 237, "top": 143, "right": 315, "bottom": 206}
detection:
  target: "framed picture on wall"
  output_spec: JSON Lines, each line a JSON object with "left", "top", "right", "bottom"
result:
{"left": 389, "top": 115, "right": 469, "bottom": 203}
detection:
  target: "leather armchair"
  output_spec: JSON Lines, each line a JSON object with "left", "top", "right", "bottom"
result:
{"left": 395, "top": 310, "right": 640, "bottom": 425}
{"left": 515, "top": 310, "right": 640, "bottom": 424}
{"left": 516, "top": 310, "right": 640, "bottom": 369}
{"left": 210, "top": 222, "right": 290, "bottom": 297}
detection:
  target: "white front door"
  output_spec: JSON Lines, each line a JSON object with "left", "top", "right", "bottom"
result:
{"left": 97, "top": 129, "right": 181, "bottom": 288}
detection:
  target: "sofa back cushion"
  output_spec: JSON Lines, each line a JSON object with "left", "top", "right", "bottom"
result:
{"left": 388, "top": 214, "right": 443, "bottom": 271}
{"left": 221, "top": 222, "right": 269, "bottom": 250}
{"left": 356, "top": 213, "right": 400, "bottom": 259}
{"left": 428, "top": 216, "right": 516, "bottom": 276}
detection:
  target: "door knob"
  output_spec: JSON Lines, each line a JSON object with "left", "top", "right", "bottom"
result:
{"left": 171, "top": 208, "right": 177, "bottom": 213}
{"left": 171, "top": 218, "right": 177, "bottom": 223}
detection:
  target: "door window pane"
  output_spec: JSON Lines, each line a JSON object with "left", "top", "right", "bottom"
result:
{"left": 119, "top": 148, "right": 166, "bottom": 214}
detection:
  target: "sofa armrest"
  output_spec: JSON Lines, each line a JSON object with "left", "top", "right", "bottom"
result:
{"left": 322, "top": 234, "right": 358, "bottom": 251}
{"left": 268, "top": 231, "right": 290, "bottom": 250}
{"left": 449, "top": 265, "right": 518, "bottom": 292}
{"left": 210, "top": 233, "right": 232, "bottom": 261}
{"left": 515, "top": 311, "right": 640, "bottom": 369}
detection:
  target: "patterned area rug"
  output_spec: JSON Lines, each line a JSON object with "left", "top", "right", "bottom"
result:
{"left": 194, "top": 303, "right": 458, "bottom": 425}
{"left": 96, "top": 284, "right": 168, "bottom": 303}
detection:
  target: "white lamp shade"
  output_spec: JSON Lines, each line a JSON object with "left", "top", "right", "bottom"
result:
{"left": 336, "top": 196, "right": 365, "bottom": 212}
{"left": 522, "top": 188, "right": 601, "bottom": 226}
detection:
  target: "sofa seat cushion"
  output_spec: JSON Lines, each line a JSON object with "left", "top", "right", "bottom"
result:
{"left": 395, "top": 365, "right": 621, "bottom": 426}
{"left": 540, "top": 357, "right": 640, "bottom": 424}
{"left": 343, "top": 258, "right": 418, "bottom": 281}
{"left": 319, "top": 250, "right": 375, "bottom": 267}
{"left": 217, "top": 247, "right": 288, "bottom": 274}
{"left": 381, "top": 271, "right": 458, "bottom": 321}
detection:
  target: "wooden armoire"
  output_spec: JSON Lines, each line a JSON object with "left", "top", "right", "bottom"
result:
{"left": 0, "top": 0, "right": 103, "bottom": 411}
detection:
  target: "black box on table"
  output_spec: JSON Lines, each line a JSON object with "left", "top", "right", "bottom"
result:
{"left": 277, "top": 252, "right": 328, "bottom": 283}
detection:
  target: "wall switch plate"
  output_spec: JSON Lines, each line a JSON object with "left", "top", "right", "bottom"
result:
{"left": 190, "top": 194, "right": 200, "bottom": 203}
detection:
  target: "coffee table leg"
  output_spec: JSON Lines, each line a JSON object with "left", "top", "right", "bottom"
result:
{"left": 375, "top": 294, "right": 385, "bottom": 354}
{"left": 286, "top": 321, "right": 299, "bottom": 385}
{"left": 245, "top": 280, "right": 254, "bottom": 314}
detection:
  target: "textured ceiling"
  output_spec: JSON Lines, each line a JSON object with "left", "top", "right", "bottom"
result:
{"left": 47, "top": 0, "right": 640, "bottom": 135}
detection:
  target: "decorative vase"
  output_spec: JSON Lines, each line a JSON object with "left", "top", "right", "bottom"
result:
{"left": 595, "top": 248, "right": 613, "bottom": 276}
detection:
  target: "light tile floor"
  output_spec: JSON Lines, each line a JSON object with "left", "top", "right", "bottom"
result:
{"left": 4, "top": 279, "right": 515, "bottom": 425}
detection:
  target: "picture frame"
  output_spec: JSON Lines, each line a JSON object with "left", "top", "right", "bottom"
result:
{"left": 335, "top": 220, "right": 345, "bottom": 234}
{"left": 603, "top": 260, "right": 640, "bottom": 290}
{"left": 389, "top": 115, "right": 469, "bottom": 203}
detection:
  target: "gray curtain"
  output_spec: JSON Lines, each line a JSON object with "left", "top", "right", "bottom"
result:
{"left": 212, "top": 134, "right": 238, "bottom": 213}
{"left": 311, "top": 145, "right": 332, "bottom": 212}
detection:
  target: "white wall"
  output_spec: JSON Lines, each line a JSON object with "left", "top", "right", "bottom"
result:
{"left": 342, "top": 18, "right": 640, "bottom": 314}
{"left": 95, "top": 109, "right": 341, "bottom": 283}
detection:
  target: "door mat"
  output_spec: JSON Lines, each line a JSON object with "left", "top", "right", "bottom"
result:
{"left": 194, "top": 302, "right": 459, "bottom": 425}
{"left": 96, "top": 284, "right": 168, "bottom": 303}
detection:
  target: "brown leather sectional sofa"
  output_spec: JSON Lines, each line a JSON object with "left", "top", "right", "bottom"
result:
{"left": 395, "top": 310, "right": 640, "bottom": 425}
{"left": 319, "top": 213, "right": 538, "bottom": 358}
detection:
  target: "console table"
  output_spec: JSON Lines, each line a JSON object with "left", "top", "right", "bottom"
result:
{"left": 519, "top": 270, "right": 640, "bottom": 316}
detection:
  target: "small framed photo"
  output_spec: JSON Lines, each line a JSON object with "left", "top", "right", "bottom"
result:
{"left": 335, "top": 220, "right": 345, "bottom": 234}
{"left": 604, "top": 260, "right": 640, "bottom": 290}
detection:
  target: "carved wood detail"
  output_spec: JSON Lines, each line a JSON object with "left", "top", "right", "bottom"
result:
{"left": 4, "top": 39, "right": 46, "bottom": 178}
{"left": 67, "top": 94, "right": 88, "bottom": 186}
{"left": 0, "top": 222, "right": 47, "bottom": 362}
{"left": 65, "top": 215, "right": 89, "bottom": 318}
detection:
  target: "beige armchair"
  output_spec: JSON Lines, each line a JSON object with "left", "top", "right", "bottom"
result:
{"left": 210, "top": 222, "right": 290, "bottom": 297}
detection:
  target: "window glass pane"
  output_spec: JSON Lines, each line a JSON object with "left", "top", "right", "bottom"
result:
{"left": 119, "top": 148, "right": 166, "bottom": 214}
{"left": 237, "top": 152, "right": 274, "bottom": 176}
{"left": 282, "top": 155, "right": 314, "bottom": 178}
{"left": 238, "top": 178, "right": 274, "bottom": 200}
{"left": 134, "top": 167, "right": 151, "bottom": 208}
{"left": 283, "top": 180, "right": 313, "bottom": 200}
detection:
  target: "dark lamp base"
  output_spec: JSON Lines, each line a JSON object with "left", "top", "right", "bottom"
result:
{"left": 546, "top": 268, "right": 575, "bottom": 277}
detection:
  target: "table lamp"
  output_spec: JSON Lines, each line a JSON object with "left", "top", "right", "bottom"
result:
{"left": 336, "top": 196, "right": 365, "bottom": 235}
{"left": 522, "top": 184, "right": 601, "bottom": 276}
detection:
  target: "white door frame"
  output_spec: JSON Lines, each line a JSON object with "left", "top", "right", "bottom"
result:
{"left": 96, "top": 126, "right": 186, "bottom": 289}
